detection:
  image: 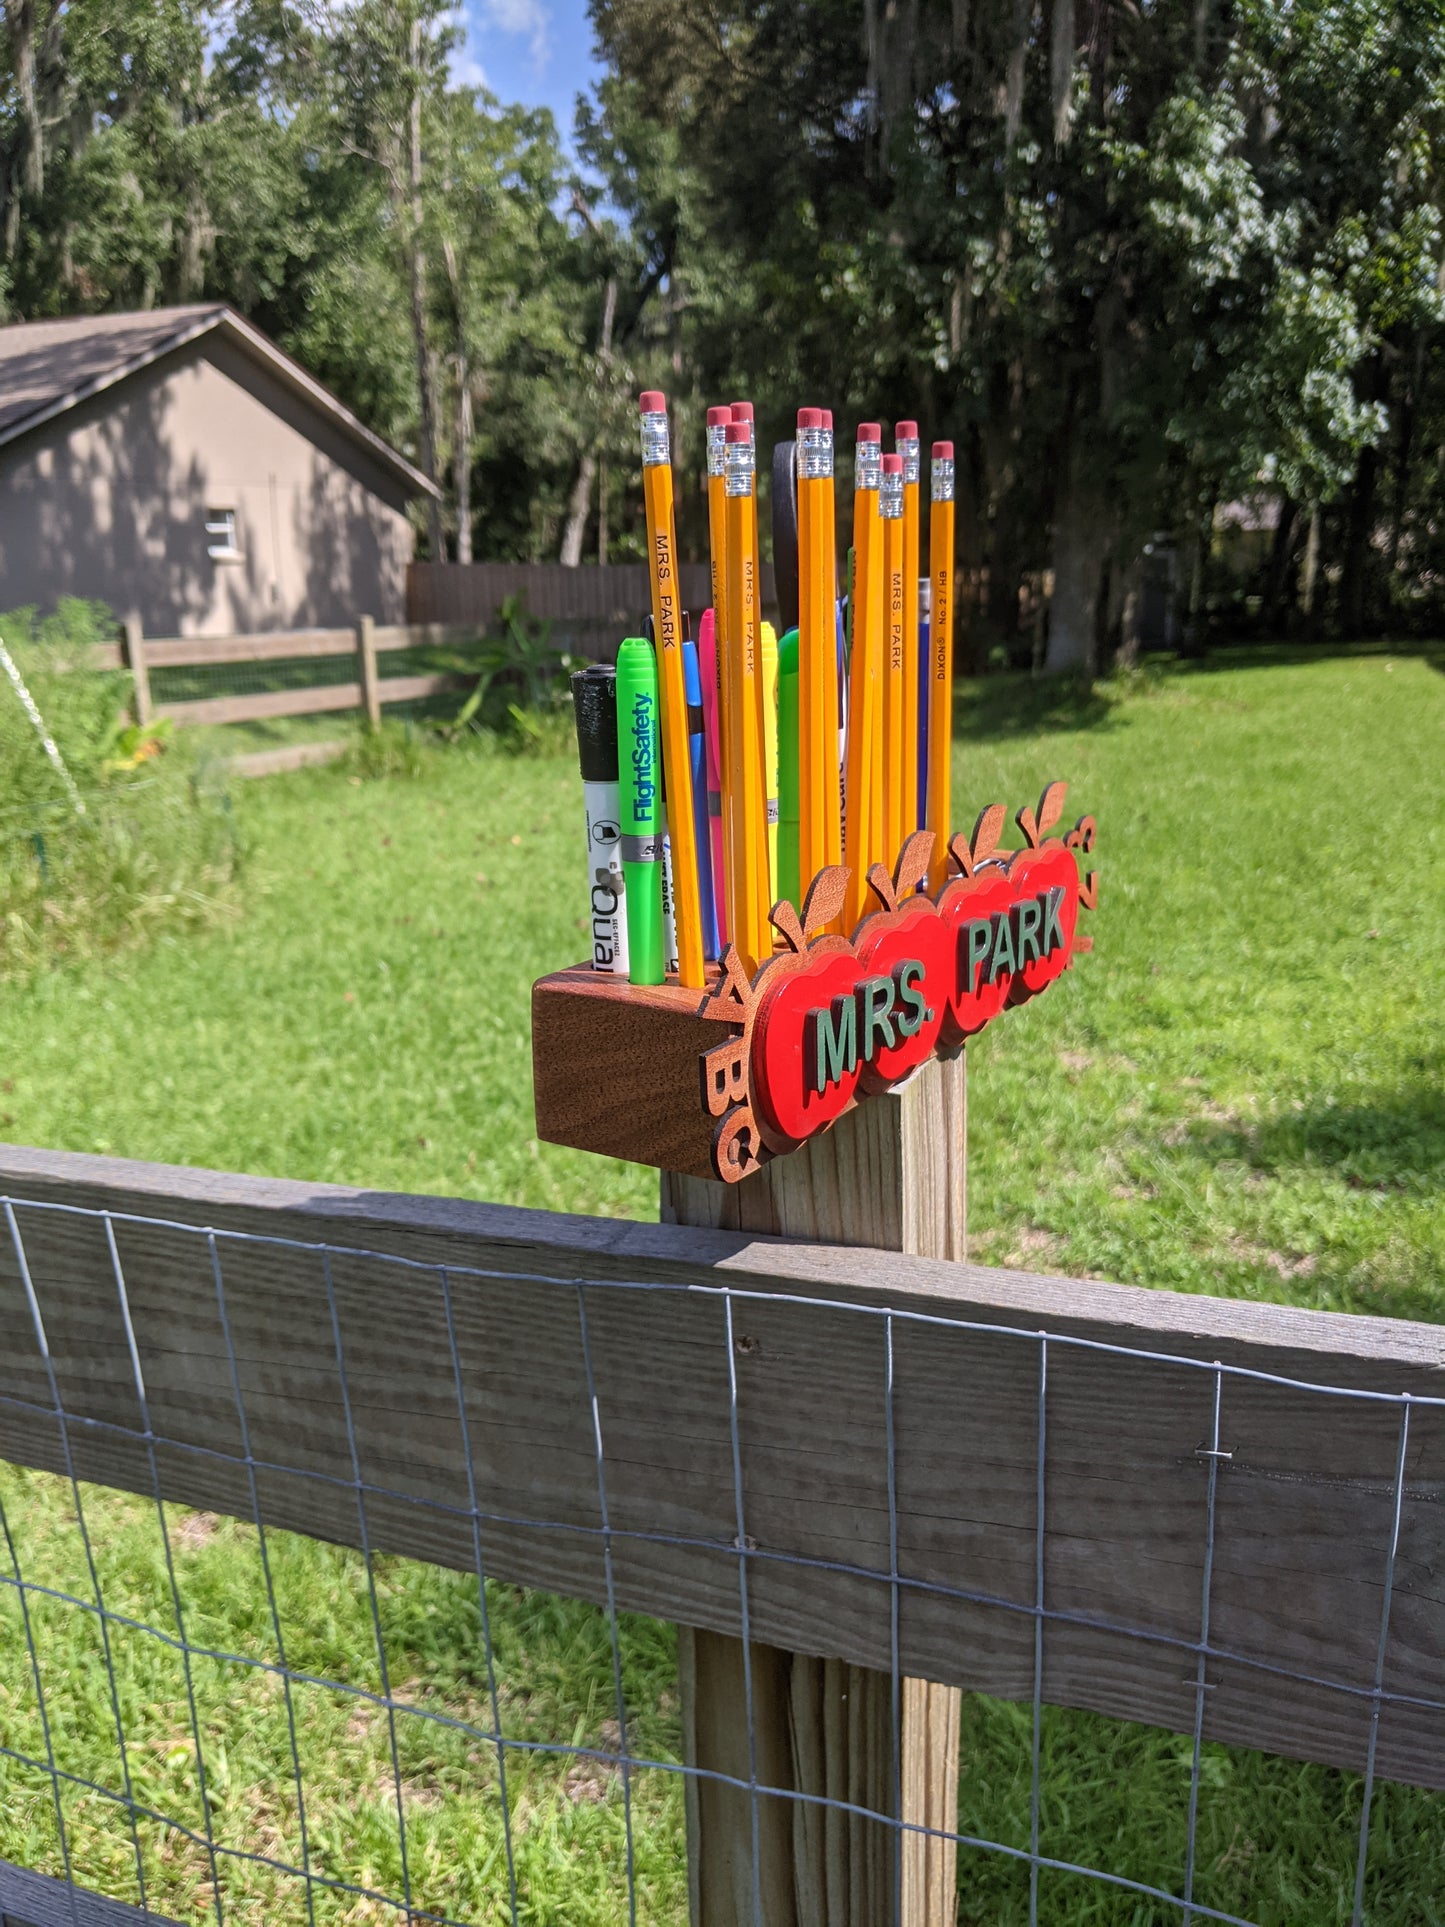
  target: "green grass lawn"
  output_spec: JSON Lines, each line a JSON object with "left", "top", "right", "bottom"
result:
{"left": 1, "top": 644, "right": 1443, "bottom": 1923}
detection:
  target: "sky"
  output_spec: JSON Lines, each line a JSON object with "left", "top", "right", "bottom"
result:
{"left": 451, "top": 0, "right": 605, "bottom": 143}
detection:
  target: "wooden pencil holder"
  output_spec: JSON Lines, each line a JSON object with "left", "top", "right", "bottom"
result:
{"left": 533, "top": 783, "right": 1098, "bottom": 1183}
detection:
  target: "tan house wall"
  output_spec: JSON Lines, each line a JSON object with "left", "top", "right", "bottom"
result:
{"left": 0, "top": 335, "right": 417, "bottom": 635}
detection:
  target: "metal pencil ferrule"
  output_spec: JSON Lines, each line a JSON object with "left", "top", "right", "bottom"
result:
{"left": 724, "top": 441, "right": 754, "bottom": 497}
{"left": 898, "top": 438, "right": 920, "bottom": 485}
{"left": 881, "top": 470, "right": 903, "bottom": 520}
{"left": 706, "top": 424, "right": 727, "bottom": 477}
{"left": 798, "top": 427, "right": 830, "bottom": 481}
{"left": 932, "top": 457, "right": 956, "bottom": 502}
{"left": 855, "top": 445, "right": 882, "bottom": 492}
{"left": 640, "top": 412, "right": 670, "bottom": 467}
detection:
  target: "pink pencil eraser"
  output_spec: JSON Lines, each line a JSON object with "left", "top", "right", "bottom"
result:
{"left": 639, "top": 390, "right": 666, "bottom": 412}
{"left": 797, "top": 406, "right": 823, "bottom": 429}
{"left": 895, "top": 419, "right": 919, "bottom": 440}
{"left": 821, "top": 409, "right": 834, "bottom": 429}
{"left": 857, "top": 423, "right": 882, "bottom": 442}
{"left": 725, "top": 421, "right": 750, "bottom": 443}
{"left": 882, "top": 452, "right": 904, "bottom": 474}
{"left": 707, "top": 405, "right": 730, "bottom": 427}
{"left": 730, "top": 401, "right": 754, "bottom": 422}
{"left": 932, "top": 440, "right": 954, "bottom": 460}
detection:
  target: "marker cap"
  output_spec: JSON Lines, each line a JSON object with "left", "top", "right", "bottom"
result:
{"left": 571, "top": 664, "right": 619, "bottom": 784}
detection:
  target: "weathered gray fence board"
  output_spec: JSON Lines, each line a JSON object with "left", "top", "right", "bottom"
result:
{"left": 0, "top": 1142, "right": 1441, "bottom": 1789}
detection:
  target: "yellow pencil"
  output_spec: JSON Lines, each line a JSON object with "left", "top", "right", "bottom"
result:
{"left": 796, "top": 405, "right": 829, "bottom": 892}
{"left": 896, "top": 420, "right": 921, "bottom": 841}
{"left": 818, "top": 409, "right": 842, "bottom": 873}
{"left": 880, "top": 450, "right": 906, "bottom": 876}
{"left": 638, "top": 391, "right": 704, "bottom": 987}
{"left": 724, "top": 417, "right": 767, "bottom": 972}
{"left": 926, "top": 440, "right": 956, "bottom": 894}
{"left": 844, "top": 424, "right": 883, "bottom": 931}
{"left": 733, "top": 402, "right": 772, "bottom": 947}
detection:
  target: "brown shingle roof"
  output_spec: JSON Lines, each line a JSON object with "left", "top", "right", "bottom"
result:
{"left": 0, "top": 303, "right": 438, "bottom": 497}
{"left": 0, "top": 305, "right": 223, "bottom": 439}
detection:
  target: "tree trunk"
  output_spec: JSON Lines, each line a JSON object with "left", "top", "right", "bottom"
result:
{"left": 10, "top": 0, "right": 45, "bottom": 196}
{"left": 1299, "top": 504, "right": 1321, "bottom": 626}
{"left": 453, "top": 366, "right": 473, "bottom": 565}
{"left": 1050, "top": 0, "right": 1074, "bottom": 145}
{"left": 559, "top": 271, "right": 617, "bottom": 567}
{"left": 405, "top": 15, "right": 445, "bottom": 563}
{"left": 1045, "top": 446, "right": 1107, "bottom": 674}
{"left": 559, "top": 454, "right": 596, "bottom": 568}
{"left": 1339, "top": 355, "right": 1387, "bottom": 636}
{"left": 1261, "top": 496, "right": 1299, "bottom": 633}
{"left": 597, "top": 459, "right": 609, "bottom": 567}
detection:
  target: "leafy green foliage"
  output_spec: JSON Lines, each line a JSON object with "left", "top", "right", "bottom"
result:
{"left": 0, "top": 602, "right": 241, "bottom": 975}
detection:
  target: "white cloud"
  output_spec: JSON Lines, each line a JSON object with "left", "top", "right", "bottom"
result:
{"left": 475, "top": 0, "right": 552, "bottom": 71}
{"left": 444, "top": 5, "right": 490, "bottom": 87}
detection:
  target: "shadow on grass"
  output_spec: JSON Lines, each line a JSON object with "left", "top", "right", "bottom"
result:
{"left": 1192, "top": 1067, "right": 1445, "bottom": 1196}
{"left": 955, "top": 670, "right": 1128, "bottom": 741}
{"left": 1168, "top": 637, "right": 1445, "bottom": 678}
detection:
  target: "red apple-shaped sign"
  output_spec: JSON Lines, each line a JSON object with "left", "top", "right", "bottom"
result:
{"left": 1006, "top": 842, "right": 1080, "bottom": 1005}
{"left": 749, "top": 868, "right": 864, "bottom": 1154}
{"left": 852, "top": 838, "right": 951, "bottom": 1094}
{"left": 934, "top": 859, "right": 1019, "bottom": 1042}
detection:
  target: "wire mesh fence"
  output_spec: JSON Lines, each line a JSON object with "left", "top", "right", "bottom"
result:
{"left": 0, "top": 1181, "right": 1441, "bottom": 1926}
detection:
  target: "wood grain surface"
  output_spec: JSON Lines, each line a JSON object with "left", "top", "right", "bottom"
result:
{"left": 0, "top": 1141, "right": 1440, "bottom": 1790}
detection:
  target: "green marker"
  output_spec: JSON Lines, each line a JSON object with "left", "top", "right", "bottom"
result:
{"left": 777, "top": 626, "right": 801, "bottom": 910}
{"left": 616, "top": 634, "right": 665, "bottom": 984}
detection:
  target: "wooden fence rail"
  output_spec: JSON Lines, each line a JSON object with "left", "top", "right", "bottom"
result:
{"left": 408, "top": 559, "right": 779, "bottom": 655}
{"left": 0, "top": 1140, "right": 1442, "bottom": 1794}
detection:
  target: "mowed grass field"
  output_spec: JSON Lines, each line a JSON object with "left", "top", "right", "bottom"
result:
{"left": 0, "top": 645, "right": 1442, "bottom": 1923}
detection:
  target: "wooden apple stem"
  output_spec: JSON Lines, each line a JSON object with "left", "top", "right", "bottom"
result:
{"left": 866, "top": 861, "right": 897, "bottom": 913}
{"left": 947, "top": 831, "right": 975, "bottom": 880}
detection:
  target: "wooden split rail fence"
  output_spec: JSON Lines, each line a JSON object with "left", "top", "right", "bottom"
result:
{"left": 0, "top": 1139, "right": 1442, "bottom": 1923}
{"left": 88, "top": 618, "right": 480, "bottom": 776}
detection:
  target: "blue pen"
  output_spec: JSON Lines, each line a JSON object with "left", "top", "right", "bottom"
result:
{"left": 682, "top": 629, "right": 720, "bottom": 960}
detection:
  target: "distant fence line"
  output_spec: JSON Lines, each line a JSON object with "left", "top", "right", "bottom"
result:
{"left": 81, "top": 618, "right": 479, "bottom": 776}
{"left": 407, "top": 559, "right": 780, "bottom": 657}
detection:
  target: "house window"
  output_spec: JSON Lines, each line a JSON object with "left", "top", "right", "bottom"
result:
{"left": 206, "top": 508, "right": 242, "bottom": 561}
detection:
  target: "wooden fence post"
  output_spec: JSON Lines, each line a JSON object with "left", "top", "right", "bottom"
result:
{"left": 356, "top": 614, "right": 380, "bottom": 729}
{"left": 122, "top": 617, "right": 151, "bottom": 726}
{"left": 663, "top": 1049, "right": 966, "bottom": 1926}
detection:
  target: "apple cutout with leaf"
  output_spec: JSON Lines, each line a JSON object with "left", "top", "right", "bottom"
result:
{"left": 749, "top": 867, "right": 863, "bottom": 1153}
{"left": 851, "top": 832, "right": 952, "bottom": 1093}
{"left": 932, "top": 803, "right": 1020, "bottom": 1042}
{"left": 1006, "top": 781, "right": 1082, "bottom": 1006}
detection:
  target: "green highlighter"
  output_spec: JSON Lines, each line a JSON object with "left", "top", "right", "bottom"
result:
{"left": 777, "top": 626, "right": 801, "bottom": 910}
{"left": 616, "top": 635, "right": 666, "bottom": 984}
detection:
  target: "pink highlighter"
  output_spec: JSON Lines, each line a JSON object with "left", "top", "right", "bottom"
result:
{"left": 698, "top": 607, "right": 728, "bottom": 942}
